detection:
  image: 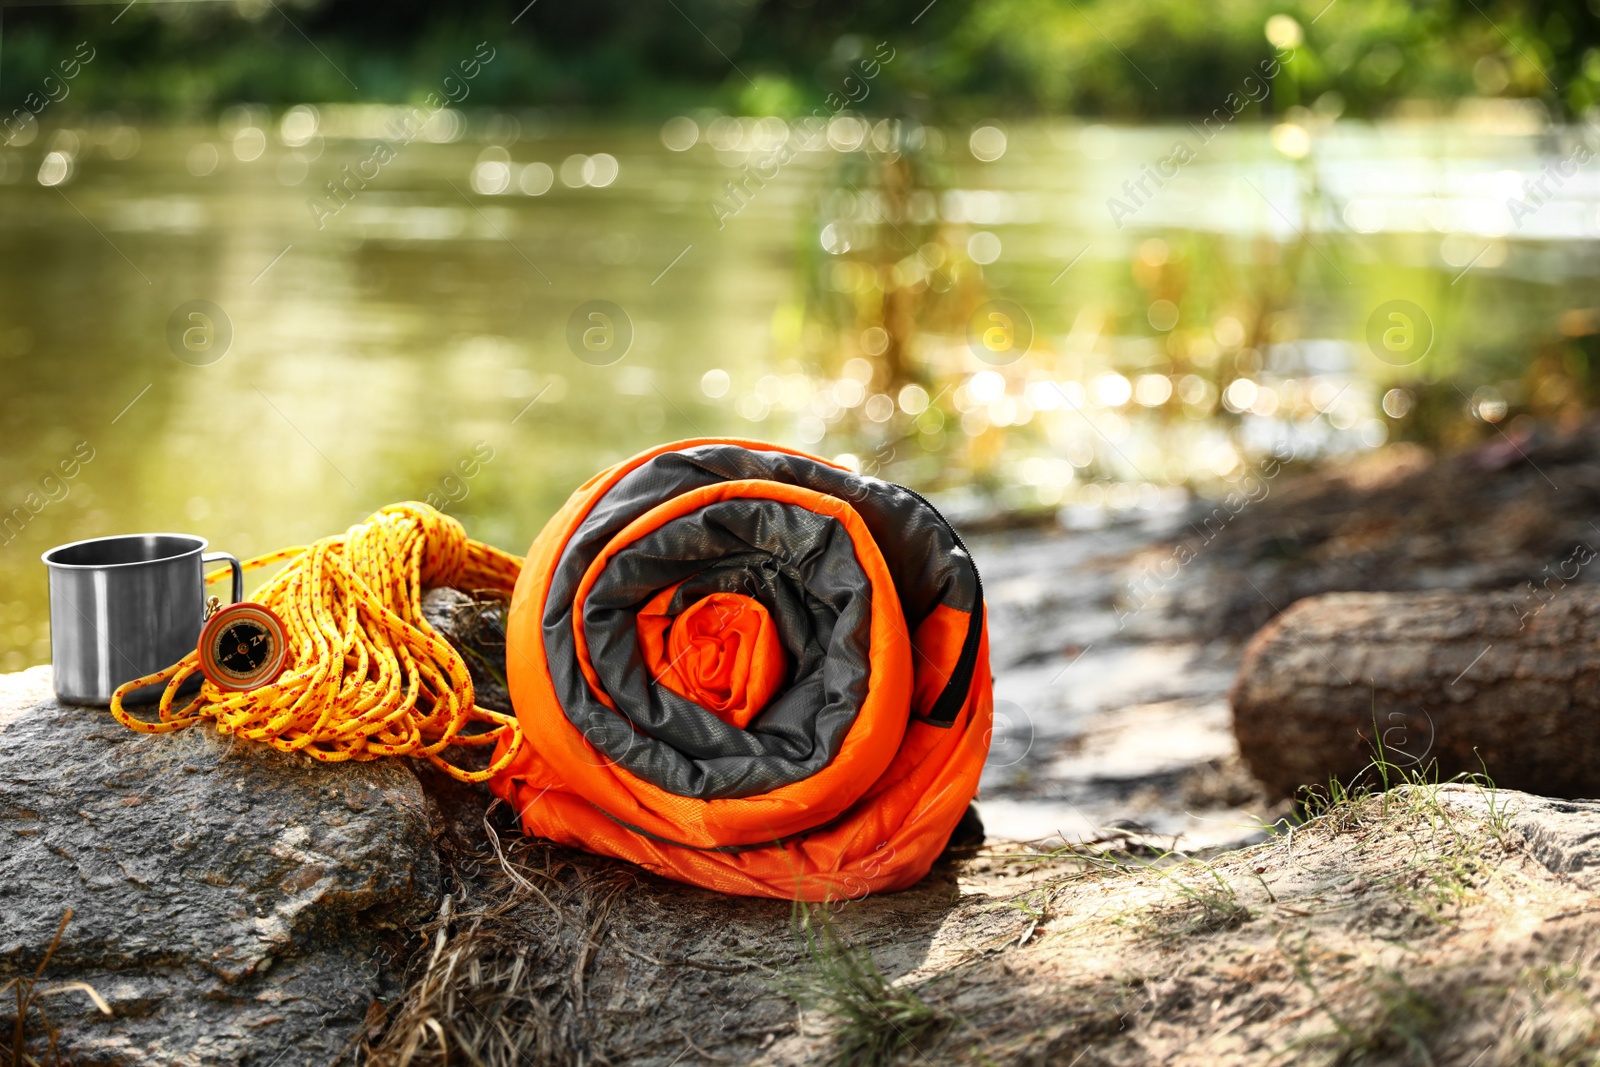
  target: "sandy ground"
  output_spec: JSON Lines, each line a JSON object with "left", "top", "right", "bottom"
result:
{"left": 969, "top": 515, "right": 1278, "bottom": 853}
{"left": 367, "top": 779, "right": 1600, "bottom": 1067}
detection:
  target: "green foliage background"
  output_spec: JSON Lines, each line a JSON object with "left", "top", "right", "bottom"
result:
{"left": 0, "top": 0, "right": 1597, "bottom": 117}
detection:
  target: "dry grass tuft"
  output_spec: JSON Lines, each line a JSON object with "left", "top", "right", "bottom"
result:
{"left": 779, "top": 906, "right": 952, "bottom": 1067}
{"left": 2, "top": 910, "right": 110, "bottom": 1067}
{"left": 363, "top": 815, "right": 644, "bottom": 1067}
{"left": 364, "top": 791, "right": 966, "bottom": 1067}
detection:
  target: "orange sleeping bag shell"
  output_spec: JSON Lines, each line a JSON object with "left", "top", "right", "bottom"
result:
{"left": 490, "top": 439, "right": 992, "bottom": 900}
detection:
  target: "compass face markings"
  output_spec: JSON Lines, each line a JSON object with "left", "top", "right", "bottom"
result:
{"left": 216, "top": 621, "right": 272, "bottom": 676}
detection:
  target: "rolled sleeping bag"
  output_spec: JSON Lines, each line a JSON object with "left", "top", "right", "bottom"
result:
{"left": 490, "top": 439, "right": 992, "bottom": 900}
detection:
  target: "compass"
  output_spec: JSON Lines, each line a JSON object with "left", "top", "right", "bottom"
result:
{"left": 198, "top": 602, "right": 289, "bottom": 692}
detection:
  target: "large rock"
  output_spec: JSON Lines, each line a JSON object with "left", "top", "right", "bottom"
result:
{"left": 1230, "top": 588, "right": 1600, "bottom": 799}
{"left": 1501, "top": 792, "right": 1600, "bottom": 892}
{"left": 420, "top": 588, "right": 511, "bottom": 714}
{"left": 0, "top": 666, "right": 442, "bottom": 1066}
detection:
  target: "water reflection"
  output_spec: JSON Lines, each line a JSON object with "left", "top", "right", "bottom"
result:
{"left": 1, "top": 109, "right": 1596, "bottom": 668}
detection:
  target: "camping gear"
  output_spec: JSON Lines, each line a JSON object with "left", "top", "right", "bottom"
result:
{"left": 84, "top": 440, "right": 993, "bottom": 899}
{"left": 103, "top": 504, "right": 527, "bottom": 783}
{"left": 43, "top": 533, "right": 243, "bottom": 705}
{"left": 490, "top": 439, "right": 993, "bottom": 900}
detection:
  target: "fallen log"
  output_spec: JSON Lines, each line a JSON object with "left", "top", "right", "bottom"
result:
{"left": 1230, "top": 588, "right": 1600, "bottom": 800}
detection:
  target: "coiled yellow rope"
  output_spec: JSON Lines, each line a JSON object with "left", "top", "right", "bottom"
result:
{"left": 109, "top": 502, "right": 525, "bottom": 783}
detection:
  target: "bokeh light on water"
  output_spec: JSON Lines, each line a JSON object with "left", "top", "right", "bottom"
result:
{"left": 2, "top": 103, "right": 1599, "bottom": 668}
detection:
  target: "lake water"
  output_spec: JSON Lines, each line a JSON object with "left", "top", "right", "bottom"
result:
{"left": 2, "top": 107, "right": 1597, "bottom": 669}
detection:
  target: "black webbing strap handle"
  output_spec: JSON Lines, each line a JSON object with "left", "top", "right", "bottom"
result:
{"left": 897, "top": 484, "right": 985, "bottom": 729}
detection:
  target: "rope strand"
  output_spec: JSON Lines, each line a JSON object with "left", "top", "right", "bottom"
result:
{"left": 108, "top": 502, "right": 525, "bottom": 783}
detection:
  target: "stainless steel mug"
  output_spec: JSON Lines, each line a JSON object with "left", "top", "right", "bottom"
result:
{"left": 42, "top": 534, "right": 244, "bottom": 705}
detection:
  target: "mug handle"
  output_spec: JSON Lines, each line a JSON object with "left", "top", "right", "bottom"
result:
{"left": 202, "top": 552, "right": 244, "bottom": 605}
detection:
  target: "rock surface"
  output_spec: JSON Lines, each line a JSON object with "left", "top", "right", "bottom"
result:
{"left": 1147, "top": 428, "right": 1600, "bottom": 643}
{"left": 1504, "top": 791, "right": 1600, "bottom": 892}
{"left": 0, "top": 666, "right": 441, "bottom": 1066}
{"left": 1230, "top": 588, "right": 1600, "bottom": 799}
{"left": 420, "top": 588, "right": 512, "bottom": 714}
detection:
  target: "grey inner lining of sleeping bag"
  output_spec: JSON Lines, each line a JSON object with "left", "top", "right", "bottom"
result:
{"left": 541, "top": 443, "right": 978, "bottom": 801}
{"left": 577, "top": 499, "right": 871, "bottom": 798}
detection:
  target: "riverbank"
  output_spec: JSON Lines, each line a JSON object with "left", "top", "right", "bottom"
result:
{"left": 10, "top": 428, "right": 1600, "bottom": 1063}
{"left": 971, "top": 424, "right": 1600, "bottom": 852}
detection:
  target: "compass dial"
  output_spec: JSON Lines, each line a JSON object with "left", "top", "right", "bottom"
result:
{"left": 198, "top": 602, "right": 289, "bottom": 692}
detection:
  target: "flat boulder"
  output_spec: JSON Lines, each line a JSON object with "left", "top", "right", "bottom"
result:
{"left": 0, "top": 666, "right": 441, "bottom": 1066}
